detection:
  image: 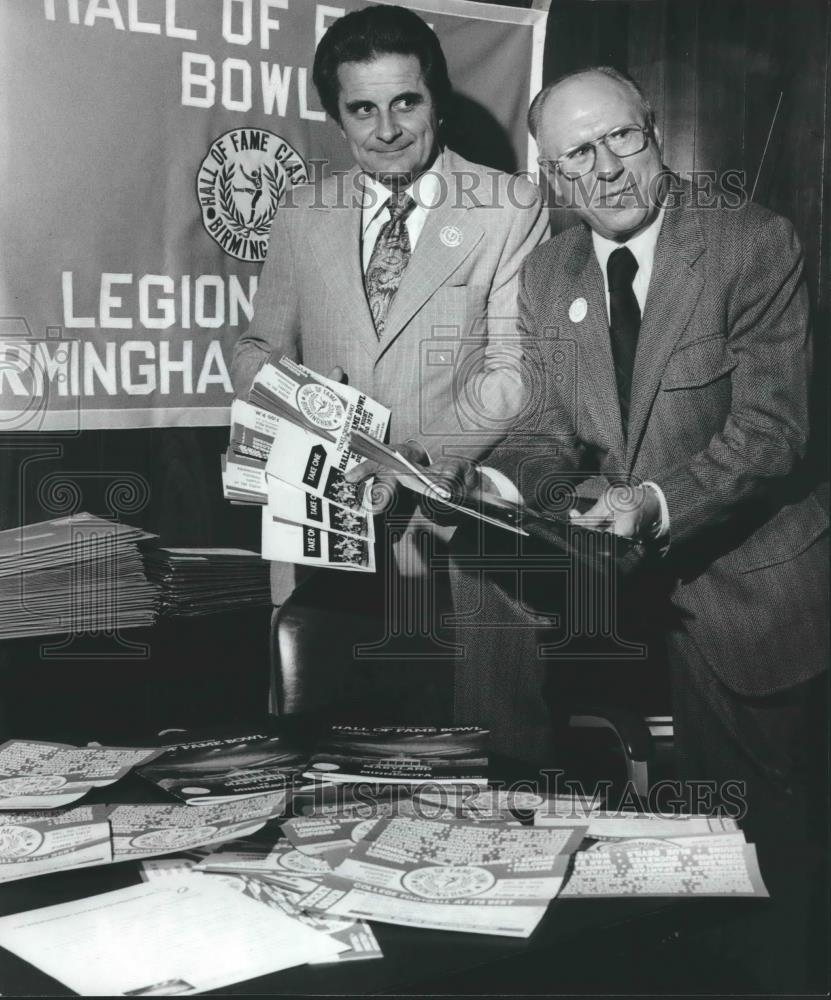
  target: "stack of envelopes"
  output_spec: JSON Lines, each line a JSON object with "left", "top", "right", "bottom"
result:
{"left": 142, "top": 546, "right": 270, "bottom": 616}
{"left": 0, "top": 512, "right": 158, "bottom": 638}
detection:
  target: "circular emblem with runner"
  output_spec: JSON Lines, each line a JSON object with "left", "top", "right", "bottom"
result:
{"left": 0, "top": 825, "right": 44, "bottom": 859}
{"left": 277, "top": 848, "right": 330, "bottom": 874}
{"left": 197, "top": 128, "right": 308, "bottom": 262}
{"left": 402, "top": 864, "right": 495, "bottom": 899}
{"left": 0, "top": 775, "right": 67, "bottom": 795}
{"left": 296, "top": 383, "right": 346, "bottom": 431}
{"left": 130, "top": 826, "right": 218, "bottom": 851}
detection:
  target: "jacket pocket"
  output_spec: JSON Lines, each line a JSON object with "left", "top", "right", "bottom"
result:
{"left": 728, "top": 493, "right": 829, "bottom": 573}
{"left": 661, "top": 336, "right": 737, "bottom": 390}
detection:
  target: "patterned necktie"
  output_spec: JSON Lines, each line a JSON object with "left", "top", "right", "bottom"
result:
{"left": 607, "top": 246, "right": 641, "bottom": 437}
{"left": 365, "top": 189, "right": 416, "bottom": 338}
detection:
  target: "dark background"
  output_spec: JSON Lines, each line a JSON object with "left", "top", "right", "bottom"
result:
{"left": 0, "top": 0, "right": 827, "bottom": 740}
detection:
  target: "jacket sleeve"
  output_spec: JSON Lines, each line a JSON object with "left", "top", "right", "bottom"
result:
{"left": 655, "top": 214, "right": 811, "bottom": 545}
{"left": 230, "top": 206, "right": 302, "bottom": 399}
{"left": 485, "top": 257, "right": 588, "bottom": 506}
{"left": 414, "top": 177, "right": 550, "bottom": 463}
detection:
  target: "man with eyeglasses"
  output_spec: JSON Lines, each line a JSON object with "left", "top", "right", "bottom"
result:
{"left": 442, "top": 66, "right": 827, "bottom": 990}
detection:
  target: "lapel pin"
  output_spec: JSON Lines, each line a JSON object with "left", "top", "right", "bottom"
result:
{"left": 569, "top": 297, "right": 588, "bottom": 323}
{"left": 439, "top": 225, "right": 463, "bottom": 248}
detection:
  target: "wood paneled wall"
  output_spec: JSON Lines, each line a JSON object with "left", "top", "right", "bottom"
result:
{"left": 543, "top": 0, "right": 830, "bottom": 312}
{"left": 543, "top": 0, "right": 829, "bottom": 480}
{"left": 0, "top": 0, "right": 827, "bottom": 735}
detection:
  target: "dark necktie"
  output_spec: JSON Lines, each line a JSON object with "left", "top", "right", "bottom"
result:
{"left": 365, "top": 190, "right": 416, "bottom": 338}
{"left": 607, "top": 246, "right": 641, "bottom": 436}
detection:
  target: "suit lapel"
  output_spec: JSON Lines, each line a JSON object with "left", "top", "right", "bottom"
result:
{"left": 307, "top": 168, "right": 377, "bottom": 361}
{"left": 561, "top": 230, "right": 627, "bottom": 463}
{"left": 625, "top": 206, "right": 706, "bottom": 465}
{"left": 377, "top": 151, "right": 484, "bottom": 358}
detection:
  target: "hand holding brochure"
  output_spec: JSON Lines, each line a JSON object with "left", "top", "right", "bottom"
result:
{"left": 222, "top": 357, "right": 391, "bottom": 572}
{"left": 349, "top": 429, "right": 644, "bottom": 566}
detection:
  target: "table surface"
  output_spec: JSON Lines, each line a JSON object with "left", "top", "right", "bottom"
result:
{"left": 0, "top": 721, "right": 768, "bottom": 996}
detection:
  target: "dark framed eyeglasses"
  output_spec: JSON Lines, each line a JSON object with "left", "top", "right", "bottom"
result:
{"left": 539, "top": 124, "right": 653, "bottom": 180}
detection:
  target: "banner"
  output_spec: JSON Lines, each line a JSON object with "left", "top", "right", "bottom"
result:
{"left": 0, "top": 0, "right": 545, "bottom": 431}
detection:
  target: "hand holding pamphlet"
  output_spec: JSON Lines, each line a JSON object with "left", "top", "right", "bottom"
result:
{"left": 222, "top": 357, "right": 391, "bottom": 572}
{"left": 348, "top": 429, "right": 645, "bottom": 570}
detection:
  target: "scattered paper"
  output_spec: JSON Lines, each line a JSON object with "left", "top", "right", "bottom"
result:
{"left": 299, "top": 816, "right": 585, "bottom": 938}
{"left": 177, "top": 846, "right": 383, "bottom": 964}
{"left": 535, "top": 810, "right": 738, "bottom": 840}
{"left": 0, "top": 805, "right": 111, "bottom": 883}
{"left": 281, "top": 815, "right": 383, "bottom": 867}
{"left": 0, "top": 876, "right": 345, "bottom": 995}
{"left": 105, "top": 791, "right": 288, "bottom": 861}
{"left": 0, "top": 740, "right": 162, "bottom": 810}
{"left": 560, "top": 833, "right": 768, "bottom": 897}
{"left": 197, "top": 837, "right": 335, "bottom": 894}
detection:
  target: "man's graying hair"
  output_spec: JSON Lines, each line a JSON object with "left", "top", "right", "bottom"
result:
{"left": 528, "top": 66, "right": 656, "bottom": 140}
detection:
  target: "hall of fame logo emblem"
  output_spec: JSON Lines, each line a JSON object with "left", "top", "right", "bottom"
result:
{"left": 0, "top": 774, "right": 67, "bottom": 796}
{"left": 402, "top": 864, "right": 496, "bottom": 899}
{"left": 0, "top": 824, "right": 43, "bottom": 859}
{"left": 197, "top": 128, "right": 308, "bottom": 263}
{"left": 297, "top": 382, "right": 346, "bottom": 431}
{"left": 130, "top": 826, "right": 218, "bottom": 851}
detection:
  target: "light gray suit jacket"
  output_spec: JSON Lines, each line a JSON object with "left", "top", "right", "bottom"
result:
{"left": 231, "top": 149, "right": 549, "bottom": 599}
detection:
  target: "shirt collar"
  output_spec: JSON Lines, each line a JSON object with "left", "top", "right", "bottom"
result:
{"left": 360, "top": 151, "right": 444, "bottom": 233}
{"left": 591, "top": 206, "right": 666, "bottom": 278}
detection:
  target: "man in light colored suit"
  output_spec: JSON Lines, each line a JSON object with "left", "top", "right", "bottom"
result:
{"left": 232, "top": 4, "right": 546, "bottom": 584}
{"left": 231, "top": 5, "right": 547, "bottom": 721}
{"left": 445, "top": 66, "right": 827, "bottom": 988}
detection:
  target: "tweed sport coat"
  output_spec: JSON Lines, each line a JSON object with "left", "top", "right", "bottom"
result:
{"left": 231, "top": 149, "right": 548, "bottom": 599}
{"left": 478, "top": 192, "right": 828, "bottom": 699}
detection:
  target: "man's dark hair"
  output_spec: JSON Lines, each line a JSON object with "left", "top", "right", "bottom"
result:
{"left": 313, "top": 5, "right": 452, "bottom": 124}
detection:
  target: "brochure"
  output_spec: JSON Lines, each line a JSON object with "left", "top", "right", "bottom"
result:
{"left": 265, "top": 478, "right": 374, "bottom": 540}
{"left": 262, "top": 518, "right": 376, "bottom": 572}
{"left": 559, "top": 832, "right": 768, "bottom": 897}
{"left": 303, "top": 726, "right": 489, "bottom": 786}
{"left": 138, "top": 733, "right": 307, "bottom": 805}
{"left": 0, "top": 740, "right": 163, "bottom": 810}
{"left": 105, "top": 791, "right": 288, "bottom": 861}
{"left": 0, "top": 805, "right": 111, "bottom": 883}
{"left": 300, "top": 816, "right": 585, "bottom": 938}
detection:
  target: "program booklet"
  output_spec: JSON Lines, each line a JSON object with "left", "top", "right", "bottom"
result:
{"left": 138, "top": 733, "right": 307, "bottom": 805}
{"left": 303, "top": 726, "right": 489, "bottom": 786}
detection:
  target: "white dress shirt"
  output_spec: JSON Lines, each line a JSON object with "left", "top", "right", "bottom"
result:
{"left": 591, "top": 207, "right": 665, "bottom": 318}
